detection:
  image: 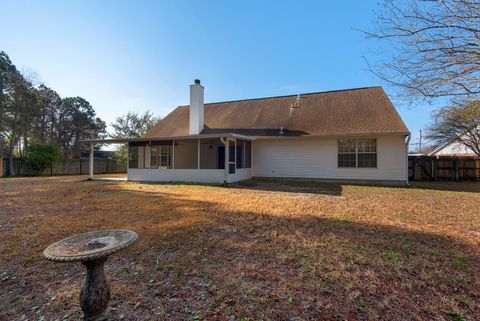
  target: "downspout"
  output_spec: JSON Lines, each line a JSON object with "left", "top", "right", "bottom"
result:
{"left": 405, "top": 133, "right": 411, "bottom": 186}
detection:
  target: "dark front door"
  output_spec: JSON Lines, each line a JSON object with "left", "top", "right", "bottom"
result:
{"left": 217, "top": 146, "right": 225, "bottom": 169}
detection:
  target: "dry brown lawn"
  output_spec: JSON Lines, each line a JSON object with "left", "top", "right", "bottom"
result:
{"left": 0, "top": 175, "right": 479, "bottom": 321}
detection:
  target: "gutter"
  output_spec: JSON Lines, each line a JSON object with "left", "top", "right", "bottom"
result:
{"left": 80, "top": 133, "right": 255, "bottom": 144}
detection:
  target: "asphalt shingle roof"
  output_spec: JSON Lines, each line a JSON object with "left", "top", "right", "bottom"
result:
{"left": 144, "top": 86, "right": 409, "bottom": 138}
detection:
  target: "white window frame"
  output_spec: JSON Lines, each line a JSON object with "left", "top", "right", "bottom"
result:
{"left": 338, "top": 139, "right": 357, "bottom": 168}
{"left": 357, "top": 138, "right": 377, "bottom": 168}
{"left": 150, "top": 145, "right": 172, "bottom": 169}
{"left": 338, "top": 138, "right": 377, "bottom": 168}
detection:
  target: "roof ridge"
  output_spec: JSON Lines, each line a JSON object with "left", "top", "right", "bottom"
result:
{"left": 176, "top": 86, "right": 382, "bottom": 108}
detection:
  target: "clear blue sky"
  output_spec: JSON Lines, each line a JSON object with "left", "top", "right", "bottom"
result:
{"left": 0, "top": 0, "right": 438, "bottom": 147}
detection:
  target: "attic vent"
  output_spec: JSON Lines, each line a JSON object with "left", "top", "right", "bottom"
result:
{"left": 290, "top": 94, "right": 304, "bottom": 109}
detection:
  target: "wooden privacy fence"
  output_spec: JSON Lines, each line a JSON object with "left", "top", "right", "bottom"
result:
{"left": 409, "top": 156, "right": 480, "bottom": 181}
{"left": 0, "top": 157, "right": 4, "bottom": 177}
{"left": 2, "top": 158, "right": 126, "bottom": 177}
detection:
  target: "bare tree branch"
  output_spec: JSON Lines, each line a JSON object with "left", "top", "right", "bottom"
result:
{"left": 427, "top": 99, "right": 480, "bottom": 156}
{"left": 364, "top": 0, "right": 480, "bottom": 100}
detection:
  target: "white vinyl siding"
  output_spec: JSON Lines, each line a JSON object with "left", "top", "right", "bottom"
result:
{"left": 252, "top": 135, "right": 407, "bottom": 182}
{"left": 128, "top": 168, "right": 226, "bottom": 183}
{"left": 433, "top": 141, "right": 476, "bottom": 156}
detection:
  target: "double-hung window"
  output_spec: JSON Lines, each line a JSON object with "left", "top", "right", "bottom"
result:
{"left": 338, "top": 138, "right": 377, "bottom": 168}
{"left": 150, "top": 145, "right": 172, "bottom": 168}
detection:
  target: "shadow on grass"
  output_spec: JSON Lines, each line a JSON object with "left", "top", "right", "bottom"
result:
{"left": 122, "top": 189, "right": 478, "bottom": 320}
{"left": 93, "top": 187, "right": 479, "bottom": 320}
{"left": 3, "top": 178, "right": 478, "bottom": 321}
{"left": 92, "top": 175, "right": 480, "bottom": 195}
{"left": 105, "top": 177, "right": 343, "bottom": 196}
{"left": 410, "top": 180, "right": 480, "bottom": 193}
{"left": 232, "top": 178, "right": 343, "bottom": 196}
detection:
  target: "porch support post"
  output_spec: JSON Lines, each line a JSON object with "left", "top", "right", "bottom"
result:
{"left": 197, "top": 139, "right": 200, "bottom": 170}
{"left": 88, "top": 143, "right": 94, "bottom": 180}
{"left": 234, "top": 139, "right": 237, "bottom": 169}
{"left": 224, "top": 138, "right": 229, "bottom": 182}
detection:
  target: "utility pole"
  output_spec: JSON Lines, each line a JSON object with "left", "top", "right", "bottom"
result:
{"left": 418, "top": 130, "right": 422, "bottom": 152}
{"left": 410, "top": 130, "right": 424, "bottom": 154}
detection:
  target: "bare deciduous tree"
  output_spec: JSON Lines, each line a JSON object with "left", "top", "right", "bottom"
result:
{"left": 366, "top": 0, "right": 480, "bottom": 100}
{"left": 427, "top": 100, "right": 480, "bottom": 156}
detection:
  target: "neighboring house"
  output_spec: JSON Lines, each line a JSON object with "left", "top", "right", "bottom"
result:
{"left": 429, "top": 140, "right": 478, "bottom": 157}
{"left": 83, "top": 80, "right": 410, "bottom": 185}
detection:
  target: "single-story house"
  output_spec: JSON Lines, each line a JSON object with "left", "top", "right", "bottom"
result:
{"left": 429, "top": 140, "right": 478, "bottom": 157}
{"left": 83, "top": 80, "right": 410, "bottom": 185}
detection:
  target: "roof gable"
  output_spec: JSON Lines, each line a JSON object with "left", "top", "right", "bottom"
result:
{"left": 144, "top": 86, "right": 409, "bottom": 138}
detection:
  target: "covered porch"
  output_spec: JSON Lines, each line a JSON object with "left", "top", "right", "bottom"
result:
{"left": 82, "top": 134, "right": 254, "bottom": 184}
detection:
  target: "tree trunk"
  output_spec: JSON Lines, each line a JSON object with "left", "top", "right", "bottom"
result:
{"left": 41, "top": 110, "right": 46, "bottom": 143}
{"left": 18, "top": 139, "right": 23, "bottom": 158}
{"left": 8, "top": 139, "right": 15, "bottom": 177}
{"left": 24, "top": 136, "right": 28, "bottom": 158}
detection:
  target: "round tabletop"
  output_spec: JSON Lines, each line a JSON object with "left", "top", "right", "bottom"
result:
{"left": 43, "top": 229, "right": 138, "bottom": 262}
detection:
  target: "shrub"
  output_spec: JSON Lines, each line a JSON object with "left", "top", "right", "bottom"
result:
{"left": 26, "top": 144, "right": 60, "bottom": 176}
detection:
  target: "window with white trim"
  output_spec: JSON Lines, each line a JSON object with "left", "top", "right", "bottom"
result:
{"left": 150, "top": 145, "right": 172, "bottom": 168}
{"left": 338, "top": 138, "right": 377, "bottom": 168}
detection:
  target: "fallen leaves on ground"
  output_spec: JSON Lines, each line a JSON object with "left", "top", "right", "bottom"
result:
{"left": 0, "top": 175, "right": 479, "bottom": 320}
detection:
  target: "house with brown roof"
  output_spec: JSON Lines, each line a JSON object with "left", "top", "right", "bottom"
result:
{"left": 84, "top": 80, "right": 410, "bottom": 185}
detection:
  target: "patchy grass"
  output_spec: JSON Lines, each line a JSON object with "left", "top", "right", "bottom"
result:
{"left": 453, "top": 255, "right": 469, "bottom": 269}
{"left": 447, "top": 312, "right": 468, "bottom": 321}
{"left": 0, "top": 175, "right": 479, "bottom": 320}
{"left": 426, "top": 248, "right": 443, "bottom": 257}
{"left": 384, "top": 251, "right": 403, "bottom": 262}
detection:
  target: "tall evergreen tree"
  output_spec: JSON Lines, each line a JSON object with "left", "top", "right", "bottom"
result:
{"left": 33, "top": 85, "right": 61, "bottom": 145}
{"left": 0, "top": 50, "right": 108, "bottom": 174}
{"left": 57, "top": 97, "right": 106, "bottom": 159}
